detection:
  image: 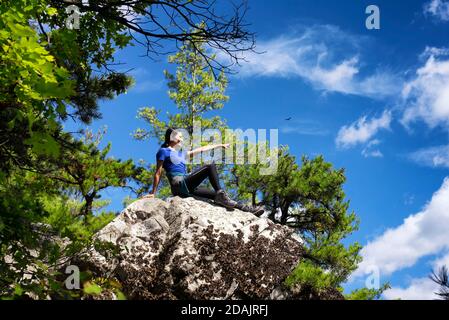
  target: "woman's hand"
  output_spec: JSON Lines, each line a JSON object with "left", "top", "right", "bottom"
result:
{"left": 222, "top": 143, "right": 231, "bottom": 149}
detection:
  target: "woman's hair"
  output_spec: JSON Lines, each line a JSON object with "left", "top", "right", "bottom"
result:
{"left": 161, "top": 128, "right": 176, "bottom": 148}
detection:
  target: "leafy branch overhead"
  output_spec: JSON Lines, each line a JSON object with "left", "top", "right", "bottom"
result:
{"left": 49, "top": 0, "right": 256, "bottom": 74}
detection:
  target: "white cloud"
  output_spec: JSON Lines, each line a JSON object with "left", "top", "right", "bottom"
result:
{"left": 128, "top": 67, "right": 150, "bottom": 77}
{"left": 124, "top": 67, "right": 164, "bottom": 94}
{"left": 118, "top": 5, "right": 136, "bottom": 20}
{"left": 336, "top": 111, "right": 392, "bottom": 149}
{"left": 131, "top": 80, "right": 164, "bottom": 93}
{"left": 354, "top": 178, "right": 449, "bottom": 280}
{"left": 281, "top": 120, "right": 329, "bottom": 136}
{"left": 221, "top": 25, "right": 400, "bottom": 98}
{"left": 383, "top": 277, "right": 440, "bottom": 300}
{"left": 361, "top": 139, "right": 384, "bottom": 158}
{"left": 432, "top": 251, "right": 449, "bottom": 268}
{"left": 408, "top": 145, "right": 449, "bottom": 168}
{"left": 401, "top": 48, "right": 449, "bottom": 129}
{"left": 403, "top": 193, "right": 416, "bottom": 206}
{"left": 420, "top": 46, "right": 449, "bottom": 59}
{"left": 424, "top": 0, "right": 449, "bottom": 21}
{"left": 79, "top": 2, "right": 138, "bottom": 21}
{"left": 383, "top": 251, "right": 449, "bottom": 300}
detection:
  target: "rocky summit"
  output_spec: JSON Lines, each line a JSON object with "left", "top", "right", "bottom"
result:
{"left": 73, "top": 196, "right": 311, "bottom": 300}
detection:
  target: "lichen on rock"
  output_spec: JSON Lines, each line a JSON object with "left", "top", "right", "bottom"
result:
{"left": 74, "top": 196, "right": 307, "bottom": 299}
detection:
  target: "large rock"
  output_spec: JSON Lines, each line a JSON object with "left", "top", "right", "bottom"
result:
{"left": 76, "top": 197, "right": 306, "bottom": 299}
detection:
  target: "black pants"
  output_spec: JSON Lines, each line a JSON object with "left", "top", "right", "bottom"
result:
{"left": 184, "top": 163, "right": 222, "bottom": 200}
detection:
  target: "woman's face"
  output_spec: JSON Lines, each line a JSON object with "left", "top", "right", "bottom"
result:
{"left": 171, "top": 131, "right": 183, "bottom": 146}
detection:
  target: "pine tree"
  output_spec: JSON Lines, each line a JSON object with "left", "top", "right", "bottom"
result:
{"left": 233, "top": 146, "right": 363, "bottom": 297}
{"left": 430, "top": 266, "right": 449, "bottom": 300}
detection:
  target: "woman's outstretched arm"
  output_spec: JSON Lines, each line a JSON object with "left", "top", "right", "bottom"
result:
{"left": 187, "top": 143, "right": 230, "bottom": 156}
{"left": 143, "top": 160, "right": 164, "bottom": 198}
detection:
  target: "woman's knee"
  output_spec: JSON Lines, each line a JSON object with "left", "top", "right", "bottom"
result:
{"left": 199, "top": 163, "right": 213, "bottom": 172}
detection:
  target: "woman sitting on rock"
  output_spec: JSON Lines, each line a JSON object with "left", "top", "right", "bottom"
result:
{"left": 144, "top": 128, "right": 263, "bottom": 215}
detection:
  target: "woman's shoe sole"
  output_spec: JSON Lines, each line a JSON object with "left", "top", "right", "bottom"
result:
{"left": 214, "top": 200, "right": 237, "bottom": 209}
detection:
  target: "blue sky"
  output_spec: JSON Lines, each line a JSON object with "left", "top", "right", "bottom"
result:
{"left": 64, "top": 0, "right": 449, "bottom": 299}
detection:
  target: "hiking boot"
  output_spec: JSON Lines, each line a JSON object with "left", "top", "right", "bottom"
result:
{"left": 235, "top": 203, "right": 265, "bottom": 216}
{"left": 214, "top": 190, "right": 237, "bottom": 209}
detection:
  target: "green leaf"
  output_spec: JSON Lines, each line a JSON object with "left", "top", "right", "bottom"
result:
{"left": 24, "top": 132, "right": 60, "bottom": 157}
{"left": 115, "top": 290, "right": 126, "bottom": 300}
{"left": 19, "top": 69, "right": 29, "bottom": 78}
{"left": 56, "top": 101, "right": 67, "bottom": 116}
{"left": 83, "top": 282, "right": 102, "bottom": 295}
{"left": 47, "top": 7, "right": 57, "bottom": 16}
{"left": 14, "top": 285, "right": 24, "bottom": 296}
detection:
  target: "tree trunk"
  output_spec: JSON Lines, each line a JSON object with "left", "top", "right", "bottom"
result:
{"left": 280, "top": 200, "right": 292, "bottom": 225}
{"left": 82, "top": 193, "right": 95, "bottom": 218}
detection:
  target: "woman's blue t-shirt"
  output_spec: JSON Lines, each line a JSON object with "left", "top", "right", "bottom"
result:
{"left": 156, "top": 147, "right": 187, "bottom": 175}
